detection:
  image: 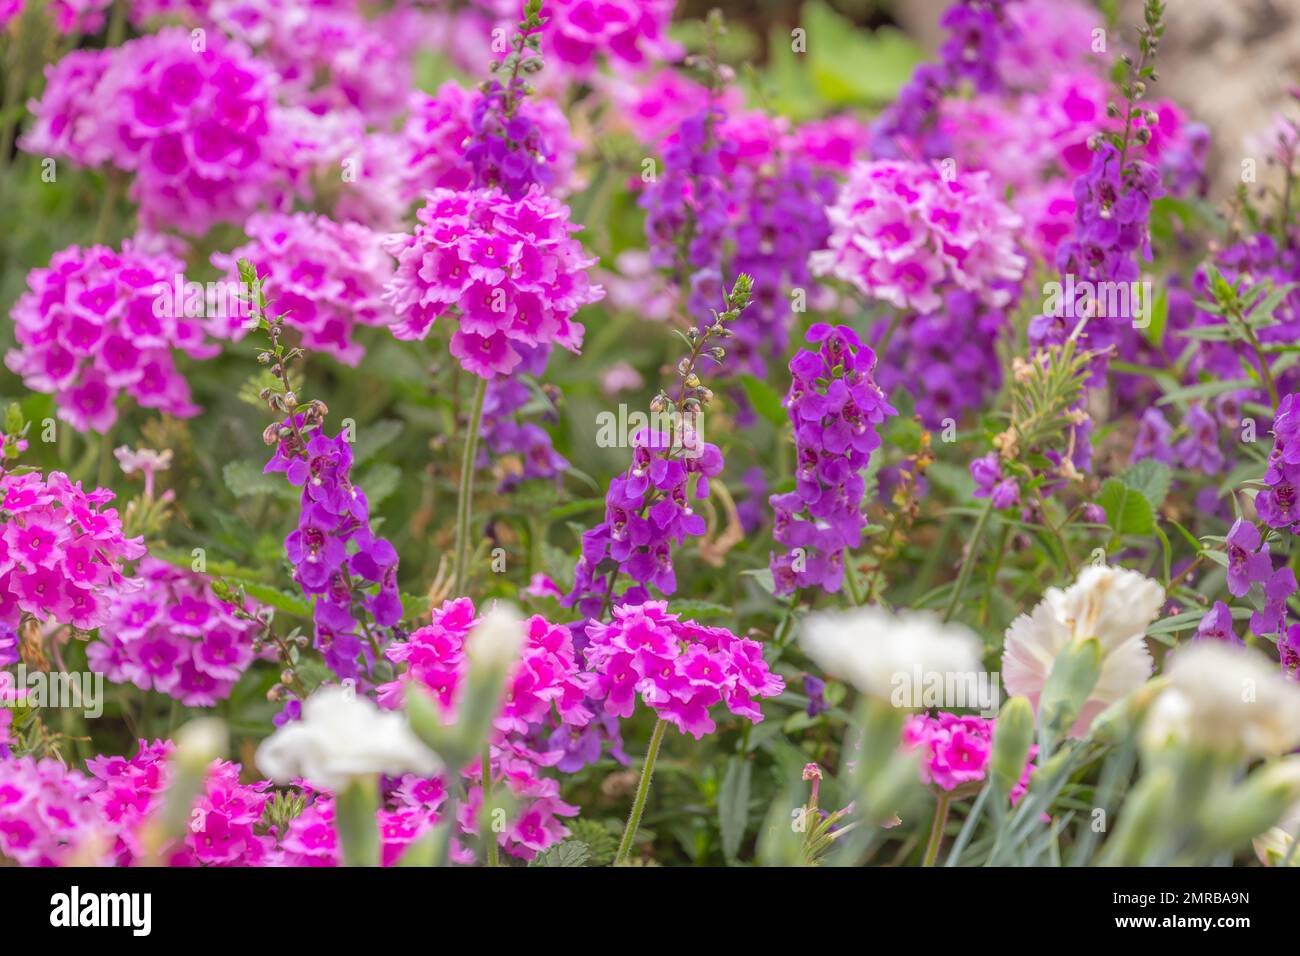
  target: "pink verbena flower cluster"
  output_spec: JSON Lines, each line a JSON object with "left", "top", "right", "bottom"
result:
{"left": 88, "top": 557, "right": 263, "bottom": 707}
{"left": 0, "top": 469, "right": 144, "bottom": 631}
{"left": 163, "top": 0, "right": 415, "bottom": 124}
{"left": 87, "top": 741, "right": 276, "bottom": 865}
{"left": 0, "top": 755, "right": 108, "bottom": 865}
{"left": 377, "top": 597, "right": 592, "bottom": 859}
{"left": 400, "top": 81, "right": 577, "bottom": 201}
{"left": 211, "top": 212, "right": 394, "bottom": 366}
{"left": 543, "top": 0, "right": 681, "bottom": 77}
{"left": 383, "top": 187, "right": 603, "bottom": 378}
{"left": 5, "top": 242, "right": 214, "bottom": 432}
{"left": 22, "top": 28, "right": 287, "bottom": 234}
{"left": 902, "top": 712, "right": 1037, "bottom": 801}
{"left": 770, "top": 325, "right": 896, "bottom": 596}
{"left": 809, "top": 159, "right": 1026, "bottom": 314}
{"left": 584, "top": 601, "right": 784, "bottom": 739}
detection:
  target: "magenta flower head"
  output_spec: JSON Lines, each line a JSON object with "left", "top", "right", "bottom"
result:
{"left": 770, "top": 324, "right": 896, "bottom": 595}
{"left": 377, "top": 598, "right": 596, "bottom": 861}
{"left": 5, "top": 240, "right": 214, "bottom": 433}
{"left": 584, "top": 602, "right": 784, "bottom": 740}
{"left": 88, "top": 558, "right": 264, "bottom": 706}
{"left": 383, "top": 187, "right": 604, "bottom": 379}
{"left": 23, "top": 28, "right": 287, "bottom": 234}
{"left": 211, "top": 213, "right": 395, "bottom": 367}
{"left": 0, "top": 469, "right": 144, "bottom": 632}
{"left": 542, "top": 0, "right": 682, "bottom": 78}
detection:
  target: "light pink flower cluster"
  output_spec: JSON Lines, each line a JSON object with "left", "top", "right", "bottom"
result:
{"left": 211, "top": 212, "right": 394, "bottom": 365}
{"left": 902, "top": 712, "right": 1036, "bottom": 802}
{"left": 584, "top": 602, "right": 785, "bottom": 740}
{"left": 401, "top": 82, "right": 577, "bottom": 200}
{"left": 0, "top": 469, "right": 145, "bottom": 631}
{"left": 545, "top": 0, "right": 681, "bottom": 77}
{"left": 5, "top": 241, "right": 213, "bottom": 432}
{"left": 88, "top": 557, "right": 263, "bottom": 707}
{"left": 383, "top": 187, "right": 604, "bottom": 378}
{"left": 376, "top": 597, "right": 591, "bottom": 860}
{"left": 810, "top": 160, "right": 1026, "bottom": 313}
{"left": 22, "top": 28, "right": 285, "bottom": 234}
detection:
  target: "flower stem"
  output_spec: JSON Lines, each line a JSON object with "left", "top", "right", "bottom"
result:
{"left": 921, "top": 793, "right": 951, "bottom": 867}
{"left": 452, "top": 377, "right": 489, "bottom": 596}
{"left": 615, "top": 718, "right": 668, "bottom": 866}
{"left": 481, "top": 744, "right": 499, "bottom": 868}
{"left": 942, "top": 498, "right": 994, "bottom": 623}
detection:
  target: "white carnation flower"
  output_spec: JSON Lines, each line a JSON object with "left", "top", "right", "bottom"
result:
{"left": 1141, "top": 642, "right": 1300, "bottom": 759}
{"left": 1002, "top": 565, "right": 1163, "bottom": 736}
{"left": 255, "top": 684, "right": 441, "bottom": 791}
{"left": 799, "top": 606, "right": 983, "bottom": 700}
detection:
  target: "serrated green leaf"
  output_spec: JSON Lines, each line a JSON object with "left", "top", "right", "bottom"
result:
{"left": 1119, "top": 458, "right": 1172, "bottom": 511}
{"left": 1097, "top": 478, "right": 1154, "bottom": 535}
{"left": 529, "top": 840, "right": 591, "bottom": 867}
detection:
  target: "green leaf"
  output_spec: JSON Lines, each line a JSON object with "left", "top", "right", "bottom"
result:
{"left": 359, "top": 463, "right": 402, "bottom": 508}
{"left": 668, "top": 599, "right": 733, "bottom": 621}
{"left": 737, "top": 374, "right": 786, "bottom": 427}
{"left": 1097, "top": 477, "right": 1155, "bottom": 535}
{"left": 352, "top": 419, "right": 404, "bottom": 465}
{"left": 239, "top": 582, "right": 310, "bottom": 618}
{"left": 529, "top": 840, "right": 591, "bottom": 867}
{"left": 1118, "top": 458, "right": 1172, "bottom": 512}
{"left": 1156, "top": 378, "right": 1254, "bottom": 406}
{"left": 222, "top": 460, "right": 298, "bottom": 501}
{"left": 718, "top": 757, "right": 752, "bottom": 864}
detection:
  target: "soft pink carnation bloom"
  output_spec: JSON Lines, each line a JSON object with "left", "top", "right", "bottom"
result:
{"left": 211, "top": 212, "right": 394, "bottom": 365}
{"left": 810, "top": 160, "right": 1026, "bottom": 313}
{"left": 0, "top": 469, "right": 144, "bottom": 631}
{"left": 584, "top": 602, "right": 784, "bottom": 740}
{"left": 543, "top": 0, "right": 681, "bottom": 77}
{"left": 88, "top": 557, "right": 263, "bottom": 706}
{"left": 5, "top": 241, "right": 214, "bottom": 432}
{"left": 383, "top": 187, "right": 604, "bottom": 379}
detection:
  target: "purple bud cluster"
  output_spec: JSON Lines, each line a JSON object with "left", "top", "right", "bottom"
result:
{"left": 770, "top": 324, "right": 896, "bottom": 595}
{"left": 265, "top": 421, "right": 401, "bottom": 682}
{"left": 565, "top": 428, "right": 724, "bottom": 621}
{"left": 871, "top": 0, "right": 1018, "bottom": 159}
{"left": 479, "top": 346, "right": 569, "bottom": 492}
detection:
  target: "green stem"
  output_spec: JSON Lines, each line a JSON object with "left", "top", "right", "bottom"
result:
{"left": 921, "top": 793, "right": 951, "bottom": 867}
{"left": 452, "top": 377, "right": 489, "bottom": 596}
{"left": 614, "top": 718, "right": 669, "bottom": 866}
{"left": 942, "top": 499, "right": 994, "bottom": 624}
{"left": 482, "top": 745, "right": 499, "bottom": 868}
